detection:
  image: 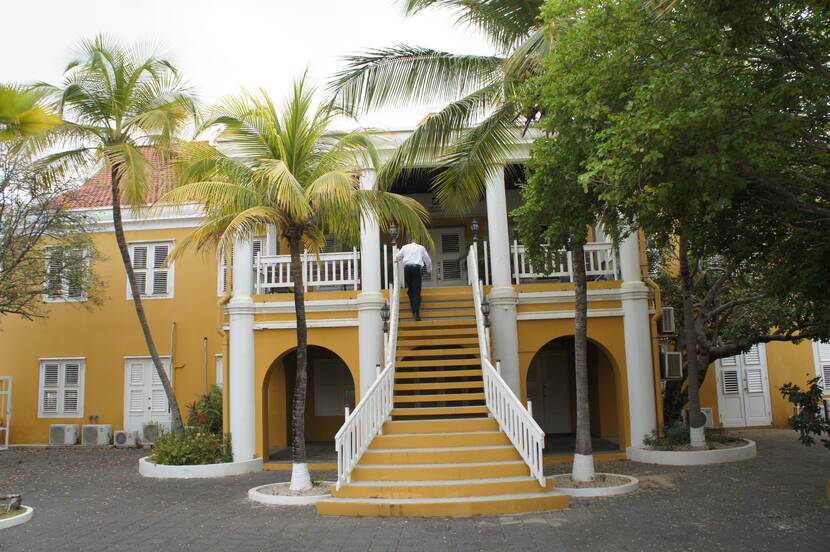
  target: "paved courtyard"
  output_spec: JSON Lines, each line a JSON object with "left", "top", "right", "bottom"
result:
{"left": 0, "top": 429, "right": 828, "bottom": 552}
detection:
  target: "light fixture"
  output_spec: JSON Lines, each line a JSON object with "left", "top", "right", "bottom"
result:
{"left": 381, "top": 301, "right": 390, "bottom": 333}
{"left": 390, "top": 222, "right": 398, "bottom": 248}
{"left": 481, "top": 298, "right": 491, "bottom": 328}
{"left": 471, "top": 218, "right": 479, "bottom": 243}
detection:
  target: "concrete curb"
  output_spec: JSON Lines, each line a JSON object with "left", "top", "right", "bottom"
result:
{"left": 139, "top": 456, "right": 263, "bottom": 478}
{"left": 626, "top": 439, "right": 756, "bottom": 466}
{"left": 552, "top": 474, "right": 639, "bottom": 497}
{"left": 0, "top": 506, "right": 33, "bottom": 530}
{"left": 248, "top": 482, "right": 334, "bottom": 506}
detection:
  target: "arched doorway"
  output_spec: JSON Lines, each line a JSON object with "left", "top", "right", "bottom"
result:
{"left": 526, "top": 336, "right": 622, "bottom": 454}
{"left": 262, "top": 346, "right": 355, "bottom": 462}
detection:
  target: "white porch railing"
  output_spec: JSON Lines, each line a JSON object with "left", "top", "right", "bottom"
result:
{"left": 334, "top": 259, "right": 400, "bottom": 490}
{"left": 468, "top": 243, "right": 545, "bottom": 486}
{"left": 255, "top": 249, "right": 360, "bottom": 293}
{"left": 511, "top": 241, "right": 619, "bottom": 284}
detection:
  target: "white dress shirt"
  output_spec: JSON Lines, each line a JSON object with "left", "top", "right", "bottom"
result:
{"left": 395, "top": 242, "right": 432, "bottom": 272}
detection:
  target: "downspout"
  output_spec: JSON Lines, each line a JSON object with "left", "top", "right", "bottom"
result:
{"left": 218, "top": 246, "right": 233, "bottom": 435}
{"left": 202, "top": 337, "right": 209, "bottom": 394}
{"left": 169, "top": 321, "right": 176, "bottom": 384}
{"left": 639, "top": 229, "right": 665, "bottom": 436}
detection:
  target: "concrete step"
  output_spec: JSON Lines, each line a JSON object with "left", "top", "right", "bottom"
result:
{"left": 317, "top": 489, "right": 568, "bottom": 517}
{"left": 394, "top": 381, "right": 484, "bottom": 391}
{"left": 332, "top": 476, "right": 552, "bottom": 499}
{"left": 382, "top": 417, "right": 498, "bottom": 434}
{"left": 395, "top": 347, "right": 479, "bottom": 358}
{"left": 370, "top": 430, "right": 509, "bottom": 449}
{"left": 360, "top": 445, "right": 520, "bottom": 465}
{"left": 351, "top": 460, "right": 529, "bottom": 481}
{"left": 393, "top": 392, "right": 485, "bottom": 403}
{"left": 397, "top": 358, "right": 480, "bottom": 368}
{"left": 391, "top": 405, "right": 489, "bottom": 417}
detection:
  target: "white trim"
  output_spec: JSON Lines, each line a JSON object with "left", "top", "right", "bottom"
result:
{"left": 126, "top": 240, "right": 175, "bottom": 300}
{"left": 139, "top": 456, "right": 262, "bottom": 478}
{"left": 248, "top": 482, "right": 333, "bottom": 506}
{"left": 551, "top": 474, "right": 639, "bottom": 497}
{"left": 517, "top": 308, "right": 625, "bottom": 320}
{"left": 252, "top": 318, "right": 360, "bottom": 330}
{"left": 37, "top": 358, "right": 85, "bottom": 418}
{"left": 0, "top": 505, "right": 33, "bottom": 530}
{"left": 254, "top": 299, "right": 359, "bottom": 314}
{"left": 122, "top": 355, "right": 171, "bottom": 360}
{"left": 517, "top": 288, "right": 623, "bottom": 304}
{"left": 82, "top": 203, "right": 205, "bottom": 233}
{"left": 627, "top": 439, "right": 757, "bottom": 465}
{"left": 38, "top": 357, "right": 86, "bottom": 361}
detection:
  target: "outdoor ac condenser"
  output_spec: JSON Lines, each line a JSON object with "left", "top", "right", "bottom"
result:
{"left": 659, "top": 306, "right": 676, "bottom": 334}
{"left": 49, "top": 424, "right": 79, "bottom": 445}
{"left": 661, "top": 351, "right": 683, "bottom": 380}
{"left": 82, "top": 424, "right": 112, "bottom": 446}
{"left": 113, "top": 430, "right": 137, "bottom": 448}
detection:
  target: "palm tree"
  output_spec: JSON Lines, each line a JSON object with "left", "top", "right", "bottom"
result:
{"left": 159, "top": 77, "right": 430, "bottom": 490}
{"left": 0, "top": 84, "right": 61, "bottom": 140}
{"left": 30, "top": 36, "right": 197, "bottom": 432}
{"left": 328, "top": 0, "right": 547, "bottom": 210}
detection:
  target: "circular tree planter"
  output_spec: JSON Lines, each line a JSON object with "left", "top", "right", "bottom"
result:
{"left": 139, "top": 456, "right": 263, "bottom": 478}
{"left": 0, "top": 506, "right": 34, "bottom": 530}
{"left": 626, "top": 439, "right": 756, "bottom": 466}
{"left": 552, "top": 474, "right": 639, "bottom": 497}
{"left": 248, "top": 482, "right": 333, "bottom": 506}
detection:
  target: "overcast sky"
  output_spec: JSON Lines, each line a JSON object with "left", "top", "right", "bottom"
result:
{"left": 0, "top": 0, "right": 494, "bottom": 130}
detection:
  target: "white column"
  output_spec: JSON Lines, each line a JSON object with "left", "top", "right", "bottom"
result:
{"left": 620, "top": 230, "right": 658, "bottom": 451}
{"left": 228, "top": 234, "right": 257, "bottom": 462}
{"left": 485, "top": 166, "right": 520, "bottom": 394}
{"left": 265, "top": 224, "right": 279, "bottom": 255}
{"left": 357, "top": 170, "right": 384, "bottom": 397}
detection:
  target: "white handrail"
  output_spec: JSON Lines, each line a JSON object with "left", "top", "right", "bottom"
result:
{"left": 257, "top": 250, "right": 361, "bottom": 293}
{"left": 334, "top": 260, "right": 400, "bottom": 490}
{"left": 468, "top": 243, "right": 545, "bottom": 485}
{"left": 511, "top": 241, "right": 618, "bottom": 284}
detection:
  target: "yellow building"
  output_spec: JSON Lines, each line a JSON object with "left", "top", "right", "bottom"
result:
{"left": 1, "top": 133, "right": 826, "bottom": 514}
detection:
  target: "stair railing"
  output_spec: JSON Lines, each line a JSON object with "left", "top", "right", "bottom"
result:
{"left": 334, "top": 260, "right": 400, "bottom": 490}
{"left": 467, "top": 243, "right": 546, "bottom": 486}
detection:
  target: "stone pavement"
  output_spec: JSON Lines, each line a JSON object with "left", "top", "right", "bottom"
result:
{"left": 0, "top": 429, "right": 827, "bottom": 552}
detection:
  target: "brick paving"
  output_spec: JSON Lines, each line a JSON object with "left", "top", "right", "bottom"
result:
{"left": 0, "top": 429, "right": 828, "bottom": 552}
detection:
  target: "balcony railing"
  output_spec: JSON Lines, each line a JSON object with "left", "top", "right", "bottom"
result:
{"left": 511, "top": 241, "right": 619, "bottom": 284}
{"left": 255, "top": 249, "right": 360, "bottom": 293}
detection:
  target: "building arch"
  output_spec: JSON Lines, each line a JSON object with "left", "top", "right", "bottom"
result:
{"left": 261, "top": 345, "right": 355, "bottom": 459}
{"left": 526, "top": 336, "right": 624, "bottom": 453}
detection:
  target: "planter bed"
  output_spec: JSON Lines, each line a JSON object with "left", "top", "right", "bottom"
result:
{"left": 0, "top": 506, "right": 33, "bottom": 530}
{"left": 552, "top": 474, "right": 639, "bottom": 498}
{"left": 627, "top": 439, "right": 756, "bottom": 466}
{"left": 248, "top": 482, "right": 333, "bottom": 506}
{"left": 139, "top": 456, "right": 262, "bottom": 478}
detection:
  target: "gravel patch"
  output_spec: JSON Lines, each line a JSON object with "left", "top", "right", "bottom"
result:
{"left": 553, "top": 474, "right": 631, "bottom": 489}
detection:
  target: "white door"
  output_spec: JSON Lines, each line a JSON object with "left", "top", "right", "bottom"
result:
{"left": 528, "top": 350, "right": 572, "bottom": 434}
{"left": 124, "top": 357, "right": 172, "bottom": 434}
{"left": 428, "top": 227, "right": 466, "bottom": 287}
{"left": 716, "top": 344, "right": 772, "bottom": 427}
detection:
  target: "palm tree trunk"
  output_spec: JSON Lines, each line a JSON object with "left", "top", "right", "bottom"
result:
{"left": 571, "top": 244, "right": 595, "bottom": 481}
{"left": 678, "top": 235, "right": 705, "bottom": 447}
{"left": 110, "top": 165, "right": 183, "bottom": 432}
{"left": 288, "top": 235, "right": 311, "bottom": 490}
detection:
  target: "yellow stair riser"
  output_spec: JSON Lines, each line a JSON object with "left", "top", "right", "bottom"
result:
{"left": 397, "top": 359, "right": 480, "bottom": 368}
{"left": 395, "top": 369, "right": 483, "bottom": 380}
{"left": 398, "top": 329, "right": 477, "bottom": 338}
{"left": 400, "top": 301, "right": 473, "bottom": 311}
{"left": 360, "top": 448, "right": 520, "bottom": 465}
{"left": 401, "top": 309, "right": 474, "bottom": 318}
{"left": 399, "top": 320, "right": 476, "bottom": 329}
{"left": 332, "top": 478, "right": 553, "bottom": 499}
{"left": 351, "top": 462, "right": 529, "bottom": 481}
{"left": 370, "top": 432, "right": 509, "bottom": 449}
{"left": 398, "top": 338, "right": 479, "bottom": 347}
{"left": 316, "top": 494, "right": 569, "bottom": 517}
{"left": 382, "top": 418, "right": 498, "bottom": 434}
{"left": 394, "top": 392, "right": 485, "bottom": 403}
{"left": 394, "top": 381, "right": 484, "bottom": 391}
{"left": 391, "top": 406, "right": 489, "bottom": 416}
{"left": 396, "top": 348, "right": 480, "bottom": 357}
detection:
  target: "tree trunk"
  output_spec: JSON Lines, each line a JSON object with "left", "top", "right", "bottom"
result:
{"left": 110, "top": 165, "right": 183, "bottom": 432}
{"left": 678, "top": 236, "right": 706, "bottom": 447}
{"left": 571, "top": 244, "right": 595, "bottom": 482}
{"left": 288, "top": 235, "right": 311, "bottom": 490}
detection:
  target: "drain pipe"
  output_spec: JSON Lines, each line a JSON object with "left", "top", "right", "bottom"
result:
{"left": 169, "top": 322, "right": 176, "bottom": 382}
{"left": 203, "top": 337, "right": 209, "bottom": 394}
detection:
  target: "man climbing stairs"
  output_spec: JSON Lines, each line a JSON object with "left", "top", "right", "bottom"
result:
{"left": 316, "top": 288, "right": 567, "bottom": 517}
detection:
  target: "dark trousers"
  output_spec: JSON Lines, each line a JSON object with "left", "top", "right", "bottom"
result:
{"left": 404, "top": 264, "right": 423, "bottom": 315}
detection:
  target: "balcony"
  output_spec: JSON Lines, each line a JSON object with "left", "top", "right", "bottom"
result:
{"left": 255, "top": 250, "right": 361, "bottom": 293}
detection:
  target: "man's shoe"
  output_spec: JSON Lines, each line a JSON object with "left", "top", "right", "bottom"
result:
{"left": 414, "top": 313, "right": 421, "bottom": 321}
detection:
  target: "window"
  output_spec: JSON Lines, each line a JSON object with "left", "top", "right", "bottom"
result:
{"left": 44, "top": 247, "right": 88, "bottom": 302}
{"left": 128, "top": 241, "right": 174, "bottom": 299}
{"left": 38, "top": 358, "right": 84, "bottom": 417}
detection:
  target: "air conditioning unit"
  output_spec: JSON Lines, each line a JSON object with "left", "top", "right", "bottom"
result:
{"left": 682, "top": 407, "right": 715, "bottom": 428}
{"left": 113, "top": 430, "right": 138, "bottom": 448}
{"left": 661, "top": 351, "right": 683, "bottom": 380}
{"left": 82, "top": 424, "right": 112, "bottom": 446}
{"left": 659, "top": 306, "right": 676, "bottom": 334}
{"left": 141, "top": 423, "right": 163, "bottom": 444}
{"left": 49, "top": 424, "right": 79, "bottom": 445}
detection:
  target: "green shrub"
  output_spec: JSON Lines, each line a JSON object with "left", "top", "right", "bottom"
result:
{"left": 644, "top": 424, "right": 737, "bottom": 450}
{"left": 186, "top": 385, "right": 224, "bottom": 434}
{"left": 150, "top": 429, "right": 232, "bottom": 465}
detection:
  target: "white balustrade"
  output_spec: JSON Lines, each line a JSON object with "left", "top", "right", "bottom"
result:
{"left": 469, "top": 243, "right": 545, "bottom": 486}
{"left": 510, "top": 241, "right": 619, "bottom": 284}
{"left": 255, "top": 249, "right": 360, "bottom": 293}
{"left": 334, "top": 260, "right": 400, "bottom": 490}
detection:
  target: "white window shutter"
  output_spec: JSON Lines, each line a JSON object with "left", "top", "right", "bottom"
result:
{"left": 721, "top": 367, "right": 740, "bottom": 395}
{"left": 46, "top": 249, "right": 63, "bottom": 297}
{"left": 133, "top": 272, "right": 147, "bottom": 297}
{"left": 64, "top": 363, "right": 80, "bottom": 386}
{"left": 252, "top": 238, "right": 263, "bottom": 261}
{"left": 743, "top": 345, "right": 761, "bottom": 365}
{"left": 42, "top": 363, "right": 60, "bottom": 413}
{"left": 818, "top": 342, "right": 830, "bottom": 363}
{"left": 720, "top": 355, "right": 738, "bottom": 366}
{"left": 43, "top": 363, "right": 59, "bottom": 387}
{"left": 745, "top": 367, "right": 764, "bottom": 393}
{"left": 132, "top": 246, "right": 148, "bottom": 269}
{"left": 821, "top": 365, "right": 830, "bottom": 391}
{"left": 151, "top": 245, "right": 170, "bottom": 296}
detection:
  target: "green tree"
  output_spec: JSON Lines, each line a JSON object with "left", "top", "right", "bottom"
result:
{"left": 0, "top": 85, "right": 61, "bottom": 140}
{"left": 31, "top": 36, "right": 198, "bottom": 431}
{"left": 159, "top": 77, "right": 430, "bottom": 490}
{"left": 328, "top": 0, "right": 546, "bottom": 210}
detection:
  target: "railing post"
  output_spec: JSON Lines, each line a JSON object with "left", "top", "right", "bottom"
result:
{"left": 527, "top": 400, "right": 533, "bottom": 418}
{"left": 512, "top": 239, "right": 520, "bottom": 285}
{"left": 344, "top": 406, "right": 349, "bottom": 421}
